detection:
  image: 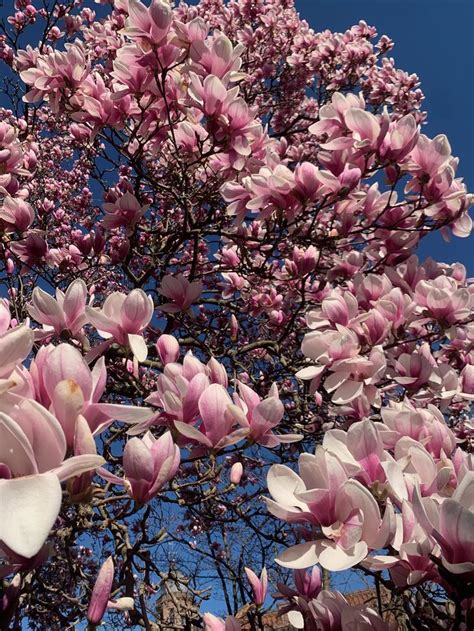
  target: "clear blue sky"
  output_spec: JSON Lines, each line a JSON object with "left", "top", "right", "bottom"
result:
{"left": 296, "top": 0, "right": 474, "bottom": 271}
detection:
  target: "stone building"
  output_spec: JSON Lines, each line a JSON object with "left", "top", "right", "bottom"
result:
{"left": 155, "top": 569, "right": 201, "bottom": 630}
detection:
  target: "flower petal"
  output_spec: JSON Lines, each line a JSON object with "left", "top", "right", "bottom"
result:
{"left": 0, "top": 473, "right": 61, "bottom": 558}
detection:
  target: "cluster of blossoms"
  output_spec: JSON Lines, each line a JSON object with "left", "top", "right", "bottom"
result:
{"left": 267, "top": 418, "right": 472, "bottom": 574}
{"left": 0, "top": 0, "right": 472, "bottom": 629}
{"left": 296, "top": 258, "right": 474, "bottom": 416}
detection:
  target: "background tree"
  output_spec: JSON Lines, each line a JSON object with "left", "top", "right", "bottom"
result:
{"left": 0, "top": 1, "right": 472, "bottom": 629}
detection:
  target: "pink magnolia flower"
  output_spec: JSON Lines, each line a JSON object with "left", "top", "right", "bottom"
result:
{"left": 306, "top": 291, "right": 358, "bottom": 330}
{"left": 86, "top": 556, "right": 133, "bottom": 624}
{"left": 156, "top": 334, "right": 180, "bottom": 365}
{"left": 10, "top": 233, "right": 49, "bottom": 268}
{"left": 229, "top": 381, "right": 302, "bottom": 447}
{"left": 111, "top": 43, "right": 156, "bottom": 95}
{"left": 189, "top": 31, "right": 244, "bottom": 81}
{"left": 0, "top": 122, "right": 32, "bottom": 191}
{"left": 414, "top": 276, "right": 472, "bottom": 324}
{"left": 174, "top": 383, "right": 247, "bottom": 451}
{"left": 71, "top": 73, "right": 131, "bottom": 133}
{"left": 353, "top": 309, "right": 391, "bottom": 346}
{"left": 394, "top": 437, "right": 451, "bottom": 498}
{"left": 28, "top": 279, "right": 88, "bottom": 340}
{"left": 294, "top": 567, "right": 322, "bottom": 600}
{"left": 122, "top": 0, "right": 173, "bottom": 46}
{"left": 266, "top": 446, "right": 396, "bottom": 571}
{"left": 102, "top": 191, "right": 149, "bottom": 234}
{"left": 31, "top": 343, "right": 152, "bottom": 447}
{"left": 243, "top": 164, "right": 296, "bottom": 219}
{"left": 230, "top": 462, "right": 243, "bottom": 485}
{"left": 294, "top": 162, "right": 326, "bottom": 203}
{"left": 86, "top": 289, "right": 153, "bottom": 361}
{"left": 307, "top": 590, "right": 390, "bottom": 630}
{"left": 408, "top": 133, "right": 452, "bottom": 178}
{"left": 0, "top": 398, "right": 103, "bottom": 559}
{"left": 459, "top": 364, "right": 474, "bottom": 400}
{"left": 0, "top": 196, "right": 34, "bottom": 232}
{"left": 221, "top": 272, "right": 248, "bottom": 299}
{"left": 365, "top": 536, "right": 439, "bottom": 588}
{"left": 344, "top": 106, "right": 387, "bottom": 152}
{"left": 323, "top": 346, "right": 386, "bottom": 405}
{"left": 139, "top": 352, "right": 232, "bottom": 436}
{"left": 392, "top": 344, "right": 436, "bottom": 390}
{"left": 374, "top": 287, "right": 413, "bottom": 330}
{"left": 203, "top": 613, "right": 241, "bottom": 631}
{"left": 284, "top": 245, "right": 319, "bottom": 278}
{"left": 309, "top": 92, "right": 365, "bottom": 139}
{"left": 173, "top": 120, "right": 209, "bottom": 154}
{"left": 141, "top": 351, "right": 212, "bottom": 429}
{"left": 380, "top": 400, "right": 456, "bottom": 459}
{"left": 188, "top": 73, "right": 238, "bottom": 117}
{"left": 87, "top": 556, "right": 114, "bottom": 625}
{"left": 378, "top": 114, "right": 419, "bottom": 161}
{"left": 300, "top": 326, "right": 360, "bottom": 368}
{"left": 20, "top": 43, "right": 90, "bottom": 112}
{"left": 275, "top": 566, "right": 322, "bottom": 603}
{"left": 0, "top": 325, "right": 33, "bottom": 382}
{"left": 296, "top": 326, "right": 361, "bottom": 396}
{"left": 413, "top": 471, "right": 474, "bottom": 575}
{"left": 159, "top": 274, "right": 203, "bottom": 314}
{"left": 321, "top": 420, "right": 407, "bottom": 500}
{"left": 244, "top": 566, "right": 268, "bottom": 606}
{"left": 101, "top": 431, "right": 180, "bottom": 504}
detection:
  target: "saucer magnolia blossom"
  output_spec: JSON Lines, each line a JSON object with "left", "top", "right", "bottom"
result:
{"left": 203, "top": 613, "right": 241, "bottom": 631}
{"left": 102, "top": 191, "right": 149, "bottom": 234}
{"left": 0, "top": 400, "right": 103, "bottom": 559}
{"left": 28, "top": 279, "right": 88, "bottom": 340}
{"left": 229, "top": 382, "right": 302, "bottom": 446}
{"left": 305, "top": 590, "right": 389, "bottom": 630}
{"left": 413, "top": 471, "right": 474, "bottom": 575}
{"left": 158, "top": 274, "right": 203, "bottom": 314}
{"left": 0, "top": 325, "right": 34, "bottom": 385}
{"left": 276, "top": 567, "right": 323, "bottom": 602}
{"left": 87, "top": 556, "right": 134, "bottom": 625}
{"left": 0, "top": 196, "right": 34, "bottom": 232}
{"left": 155, "top": 334, "right": 180, "bottom": 365}
{"left": 123, "top": 0, "right": 173, "bottom": 46}
{"left": 244, "top": 566, "right": 268, "bottom": 605}
{"left": 138, "top": 351, "right": 228, "bottom": 427}
{"left": 140, "top": 351, "right": 216, "bottom": 430}
{"left": 266, "top": 444, "right": 397, "bottom": 571}
{"left": 100, "top": 431, "right": 180, "bottom": 504}
{"left": 30, "top": 343, "right": 153, "bottom": 446}
{"left": 86, "top": 289, "right": 153, "bottom": 361}
{"left": 174, "top": 383, "right": 247, "bottom": 450}
{"left": 230, "top": 462, "right": 243, "bottom": 485}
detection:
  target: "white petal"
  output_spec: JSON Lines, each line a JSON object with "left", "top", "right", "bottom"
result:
{"left": 53, "top": 454, "right": 105, "bottom": 482}
{"left": 128, "top": 333, "right": 148, "bottom": 362}
{"left": 287, "top": 610, "right": 305, "bottom": 629}
{"left": 275, "top": 542, "right": 319, "bottom": 569}
{"left": 0, "top": 473, "right": 61, "bottom": 558}
{"left": 316, "top": 540, "right": 368, "bottom": 571}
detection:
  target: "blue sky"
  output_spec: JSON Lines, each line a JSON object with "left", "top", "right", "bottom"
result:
{"left": 296, "top": 0, "right": 474, "bottom": 271}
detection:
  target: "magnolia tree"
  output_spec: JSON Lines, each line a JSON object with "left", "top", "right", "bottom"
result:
{"left": 0, "top": 0, "right": 472, "bottom": 629}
